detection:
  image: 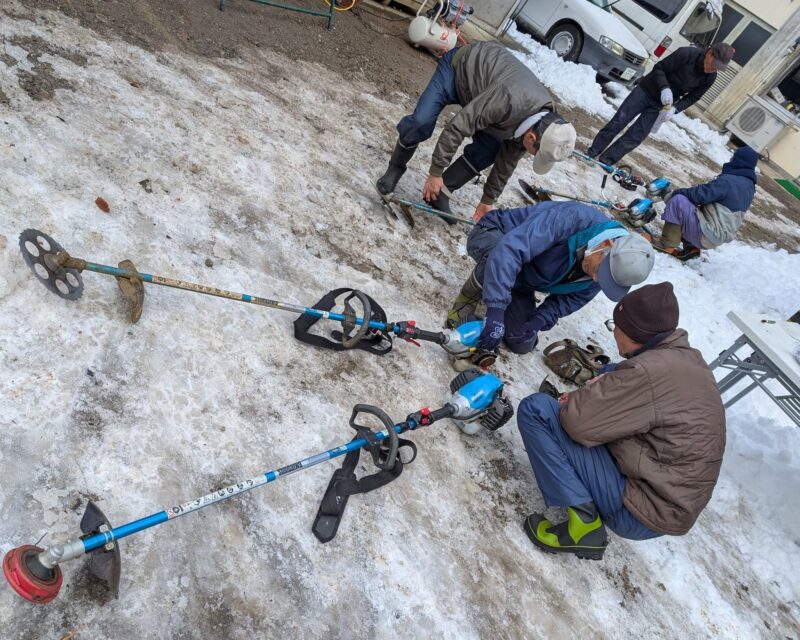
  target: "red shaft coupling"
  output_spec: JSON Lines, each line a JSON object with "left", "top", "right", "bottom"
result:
{"left": 3, "top": 545, "right": 63, "bottom": 604}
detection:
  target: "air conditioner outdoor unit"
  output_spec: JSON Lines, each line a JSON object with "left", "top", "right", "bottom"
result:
{"left": 725, "top": 94, "right": 792, "bottom": 152}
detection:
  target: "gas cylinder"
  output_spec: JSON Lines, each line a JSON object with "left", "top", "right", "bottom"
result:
{"left": 408, "top": 16, "right": 457, "bottom": 53}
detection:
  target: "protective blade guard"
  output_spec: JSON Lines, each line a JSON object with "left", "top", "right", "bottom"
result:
{"left": 80, "top": 500, "right": 122, "bottom": 598}
{"left": 3, "top": 373, "right": 508, "bottom": 603}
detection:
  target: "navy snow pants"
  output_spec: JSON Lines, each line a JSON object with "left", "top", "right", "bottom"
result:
{"left": 396, "top": 48, "right": 501, "bottom": 173}
{"left": 517, "top": 393, "right": 661, "bottom": 541}
{"left": 587, "top": 87, "right": 662, "bottom": 166}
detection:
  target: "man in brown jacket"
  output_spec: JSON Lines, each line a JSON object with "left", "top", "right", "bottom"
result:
{"left": 518, "top": 282, "right": 725, "bottom": 560}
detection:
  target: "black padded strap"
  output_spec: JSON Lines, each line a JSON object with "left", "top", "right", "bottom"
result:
{"left": 293, "top": 287, "right": 393, "bottom": 355}
{"left": 311, "top": 438, "right": 416, "bottom": 543}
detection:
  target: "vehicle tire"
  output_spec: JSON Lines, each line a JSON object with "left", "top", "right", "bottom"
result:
{"left": 546, "top": 24, "right": 583, "bottom": 62}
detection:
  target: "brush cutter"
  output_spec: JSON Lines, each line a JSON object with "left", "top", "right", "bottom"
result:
{"left": 3, "top": 371, "right": 513, "bottom": 603}
{"left": 518, "top": 180, "right": 656, "bottom": 229}
{"left": 380, "top": 194, "right": 474, "bottom": 228}
{"left": 18, "top": 230, "right": 495, "bottom": 367}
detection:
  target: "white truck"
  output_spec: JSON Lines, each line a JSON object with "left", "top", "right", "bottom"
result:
{"left": 609, "top": 0, "right": 723, "bottom": 73}
{"left": 514, "top": 0, "right": 649, "bottom": 86}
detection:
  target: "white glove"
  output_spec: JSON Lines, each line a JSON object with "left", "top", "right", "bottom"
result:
{"left": 660, "top": 87, "right": 673, "bottom": 107}
{"left": 652, "top": 106, "right": 676, "bottom": 133}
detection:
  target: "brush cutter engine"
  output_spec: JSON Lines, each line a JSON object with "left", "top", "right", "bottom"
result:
{"left": 448, "top": 369, "right": 513, "bottom": 434}
{"left": 623, "top": 198, "right": 656, "bottom": 226}
{"left": 645, "top": 177, "right": 672, "bottom": 201}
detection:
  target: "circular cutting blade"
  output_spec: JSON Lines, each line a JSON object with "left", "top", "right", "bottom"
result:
{"left": 18, "top": 229, "right": 84, "bottom": 301}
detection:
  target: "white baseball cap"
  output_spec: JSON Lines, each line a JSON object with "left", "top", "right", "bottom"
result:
{"left": 533, "top": 121, "right": 577, "bottom": 175}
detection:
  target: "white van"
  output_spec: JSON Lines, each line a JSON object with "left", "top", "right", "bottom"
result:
{"left": 609, "top": 0, "right": 723, "bottom": 72}
{"left": 514, "top": 0, "right": 649, "bottom": 87}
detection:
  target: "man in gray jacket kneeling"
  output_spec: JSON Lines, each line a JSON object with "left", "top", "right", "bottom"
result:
{"left": 376, "top": 42, "right": 576, "bottom": 223}
{"left": 517, "top": 282, "right": 725, "bottom": 560}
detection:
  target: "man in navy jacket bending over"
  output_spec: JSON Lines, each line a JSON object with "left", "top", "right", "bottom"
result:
{"left": 446, "top": 201, "right": 655, "bottom": 354}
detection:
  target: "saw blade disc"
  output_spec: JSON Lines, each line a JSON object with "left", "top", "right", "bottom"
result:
{"left": 19, "top": 229, "right": 84, "bottom": 300}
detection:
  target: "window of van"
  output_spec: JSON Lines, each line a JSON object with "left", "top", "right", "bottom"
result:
{"left": 679, "top": 3, "right": 721, "bottom": 47}
{"left": 630, "top": 0, "right": 687, "bottom": 23}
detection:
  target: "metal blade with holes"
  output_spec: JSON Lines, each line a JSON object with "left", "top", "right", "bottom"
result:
{"left": 18, "top": 229, "right": 84, "bottom": 300}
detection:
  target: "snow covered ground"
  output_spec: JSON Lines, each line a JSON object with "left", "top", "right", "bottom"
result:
{"left": 1, "top": 3, "right": 798, "bottom": 638}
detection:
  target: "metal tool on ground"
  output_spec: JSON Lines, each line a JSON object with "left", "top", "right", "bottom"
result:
{"left": 18, "top": 230, "right": 491, "bottom": 365}
{"left": 2, "top": 372, "right": 512, "bottom": 603}
{"left": 380, "top": 194, "right": 474, "bottom": 228}
{"left": 572, "top": 151, "right": 646, "bottom": 191}
{"left": 518, "top": 179, "right": 656, "bottom": 230}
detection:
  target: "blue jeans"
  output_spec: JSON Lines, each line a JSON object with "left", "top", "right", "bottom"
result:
{"left": 466, "top": 223, "right": 539, "bottom": 354}
{"left": 587, "top": 86, "right": 661, "bottom": 166}
{"left": 517, "top": 393, "right": 661, "bottom": 541}
{"left": 396, "top": 49, "right": 501, "bottom": 172}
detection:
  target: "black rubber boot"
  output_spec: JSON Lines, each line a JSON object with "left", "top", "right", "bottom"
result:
{"left": 376, "top": 140, "right": 417, "bottom": 196}
{"left": 427, "top": 156, "right": 478, "bottom": 224}
{"left": 524, "top": 502, "right": 608, "bottom": 561}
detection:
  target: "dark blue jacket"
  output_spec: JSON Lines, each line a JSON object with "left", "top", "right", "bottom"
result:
{"left": 673, "top": 146, "right": 757, "bottom": 212}
{"left": 480, "top": 201, "right": 616, "bottom": 333}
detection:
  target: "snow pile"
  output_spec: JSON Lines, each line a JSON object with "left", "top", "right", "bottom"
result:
{"left": 507, "top": 24, "right": 615, "bottom": 119}
{"left": 507, "top": 24, "right": 732, "bottom": 167}
{"left": 0, "top": 3, "right": 798, "bottom": 638}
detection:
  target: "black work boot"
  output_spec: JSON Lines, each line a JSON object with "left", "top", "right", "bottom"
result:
{"left": 427, "top": 156, "right": 478, "bottom": 223}
{"left": 445, "top": 269, "right": 482, "bottom": 329}
{"left": 376, "top": 140, "right": 417, "bottom": 196}
{"left": 524, "top": 502, "right": 608, "bottom": 561}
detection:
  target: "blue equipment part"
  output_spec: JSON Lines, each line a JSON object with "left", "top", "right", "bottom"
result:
{"left": 646, "top": 177, "right": 672, "bottom": 200}
{"left": 441, "top": 319, "right": 482, "bottom": 357}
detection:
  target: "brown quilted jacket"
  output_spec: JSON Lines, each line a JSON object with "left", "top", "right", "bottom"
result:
{"left": 560, "top": 330, "right": 726, "bottom": 535}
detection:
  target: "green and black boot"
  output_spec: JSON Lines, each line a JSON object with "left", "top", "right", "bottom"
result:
{"left": 427, "top": 156, "right": 479, "bottom": 224}
{"left": 376, "top": 140, "right": 417, "bottom": 196}
{"left": 523, "top": 502, "right": 607, "bottom": 561}
{"left": 445, "top": 269, "right": 483, "bottom": 329}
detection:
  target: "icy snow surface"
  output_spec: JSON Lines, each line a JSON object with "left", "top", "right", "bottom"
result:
{"left": 1, "top": 4, "right": 798, "bottom": 638}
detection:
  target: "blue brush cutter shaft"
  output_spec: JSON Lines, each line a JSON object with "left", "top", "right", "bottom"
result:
{"left": 572, "top": 151, "right": 628, "bottom": 177}
{"left": 79, "top": 411, "right": 451, "bottom": 554}
{"left": 81, "top": 261, "right": 398, "bottom": 334}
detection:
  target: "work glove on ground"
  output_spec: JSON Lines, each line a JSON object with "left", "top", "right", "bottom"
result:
{"left": 478, "top": 307, "right": 505, "bottom": 351}
{"left": 660, "top": 87, "right": 673, "bottom": 107}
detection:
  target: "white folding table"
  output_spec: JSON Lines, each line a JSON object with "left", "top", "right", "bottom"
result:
{"left": 709, "top": 311, "right": 800, "bottom": 427}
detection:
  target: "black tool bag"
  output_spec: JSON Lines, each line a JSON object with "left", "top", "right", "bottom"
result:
{"left": 293, "top": 287, "right": 393, "bottom": 355}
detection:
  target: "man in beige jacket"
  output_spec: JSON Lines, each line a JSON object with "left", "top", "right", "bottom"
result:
{"left": 518, "top": 282, "right": 725, "bottom": 560}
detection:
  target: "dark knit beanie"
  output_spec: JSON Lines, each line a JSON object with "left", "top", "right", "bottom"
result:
{"left": 613, "top": 282, "right": 679, "bottom": 344}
